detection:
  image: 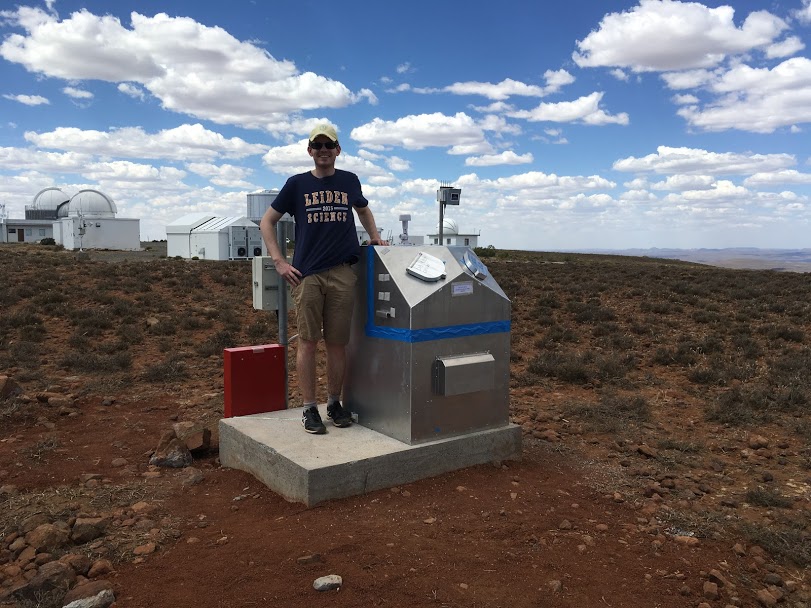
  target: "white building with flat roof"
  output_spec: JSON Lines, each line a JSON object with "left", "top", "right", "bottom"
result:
{"left": 166, "top": 213, "right": 263, "bottom": 260}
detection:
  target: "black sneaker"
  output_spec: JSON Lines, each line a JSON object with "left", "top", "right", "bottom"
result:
{"left": 326, "top": 401, "right": 352, "bottom": 428}
{"left": 302, "top": 406, "right": 326, "bottom": 434}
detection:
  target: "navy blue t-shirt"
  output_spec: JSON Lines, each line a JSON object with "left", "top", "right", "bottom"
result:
{"left": 271, "top": 169, "right": 368, "bottom": 277}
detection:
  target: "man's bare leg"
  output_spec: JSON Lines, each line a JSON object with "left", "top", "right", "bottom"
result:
{"left": 325, "top": 341, "right": 346, "bottom": 399}
{"left": 297, "top": 338, "right": 318, "bottom": 404}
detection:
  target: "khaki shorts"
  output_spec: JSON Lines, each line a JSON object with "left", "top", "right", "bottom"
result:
{"left": 292, "top": 264, "right": 357, "bottom": 344}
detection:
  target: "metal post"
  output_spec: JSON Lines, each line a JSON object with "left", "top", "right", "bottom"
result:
{"left": 276, "top": 219, "right": 290, "bottom": 408}
{"left": 439, "top": 200, "right": 444, "bottom": 245}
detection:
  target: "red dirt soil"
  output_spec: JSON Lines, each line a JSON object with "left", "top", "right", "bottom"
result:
{"left": 1, "top": 245, "right": 809, "bottom": 608}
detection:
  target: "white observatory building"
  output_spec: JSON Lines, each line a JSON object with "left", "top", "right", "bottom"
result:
{"left": 1, "top": 188, "right": 140, "bottom": 249}
{"left": 427, "top": 218, "right": 480, "bottom": 247}
{"left": 1, "top": 188, "right": 68, "bottom": 243}
{"left": 53, "top": 189, "right": 140, "bottom": 251}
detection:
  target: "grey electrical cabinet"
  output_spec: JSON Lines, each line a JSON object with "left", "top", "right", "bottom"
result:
{"left": 252, "top": 256, "right": 290, "bottom": 311}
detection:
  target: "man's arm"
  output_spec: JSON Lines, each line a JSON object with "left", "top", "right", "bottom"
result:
{"left": 259, "top": 206, "right": 302, "bottom": 286}
{"left": 355, "top": 205, "right": 388, "bottom": 246}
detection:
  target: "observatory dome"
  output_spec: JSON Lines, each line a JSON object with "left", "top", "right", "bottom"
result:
{"left": 68, "top": 189, "right": 117, "bottom": 218}
{"left": 436, "top": 218, "right": 458, "bottom": 235}
{"left": 32, "top": 187, "right": 69, "bottom": 210}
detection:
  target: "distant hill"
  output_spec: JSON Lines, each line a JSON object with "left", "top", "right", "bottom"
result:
{"left": 572, "top": 248, "right": 811, "bottom": 272}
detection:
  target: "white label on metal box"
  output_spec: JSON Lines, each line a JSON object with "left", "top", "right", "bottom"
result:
{"left": 452, "top": 281, "right": 474, "bottom": 296}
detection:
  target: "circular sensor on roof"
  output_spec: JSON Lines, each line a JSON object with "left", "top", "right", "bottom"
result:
{"left": 463, "top": 250, "right": 488, "bottom": 281}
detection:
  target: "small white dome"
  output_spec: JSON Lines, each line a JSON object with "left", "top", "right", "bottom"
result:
{"left": 68, "top": 189, "right": 117, "bottom": 218}
{"left": 32, "top": 187, "right": 69, "bottom": 210}
{"left": 436, "top": 218, "right": 458, "bottom": 235}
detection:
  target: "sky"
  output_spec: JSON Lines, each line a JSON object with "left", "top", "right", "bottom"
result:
{"left": 2, "top": 0, "right": 811, "bottom": 250}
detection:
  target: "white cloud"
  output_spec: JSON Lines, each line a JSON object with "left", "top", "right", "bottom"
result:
{"left": 619, "top": 189, "right": 659, "bottom": 203}
{"left": 673, "top": 95, "right": 698, "bottom": 106}
{"left": 0, "top": 171, "right": 62, "bottom": 210}
{"left": 261, "top": 140, "right": 314, "bottom": 175}
{"left": 651, "top": 174, "right": 715, "bottom": 190}
{"left": 366, "top": 175, "right": 397, "bottom": 186}
{"left": 351, "top": 112, "right": 492, "bottom": 152}
{"left": 186, "top": 162, "right": 257, "bottom": 188}
{"left": 610, "top": 68, "right": 629, "bottom": 81}
{"left": 661, "top": 69, "right": 717, "bottom": 90}
{"left": 477, "top": 114, "right": 521, "bottom": 135}
{"left": 0, "top": 7, "right": 370, "bottom": 130}
{"left": 442, "top": 70, "right": 574, "bottom": 101}
{"left": 614, "top": 146, "right": 796, "bottom": 175}
{"left": 672, "top": 93, "right": 699, "bottom": 105}
{"left": 444, "top": 78, "right": 546, "bottom": 101}
{"left": 744, "top": 169, "right": 811, "bottom": 186}
{"left": 508, "top": 92, "right": 629, "bottom": 126}
{"left": 25, "top": 123, "right": 268, "bottom": 161}
{"left": 470, "top": 101, "right": 514, "bottom": 113}
{"left": 619, "top": 189, "right": 657, "bottom": 202}
{"left": 623, "top": 177, "right": 650, "bottom": 189}
{"left": 386, "top": 83, "right": 411, "bottom": 93}
{"left": 678, "top": 57, "right": 811, "bottom": 132}
{"left": 795, "top": 0, "right": 811, "bottom": 24}
{"left": 448, "top": 142, "right": 493, "bottom": 155}
{"left": 82, "top": 160, "right": 186, "bottom": 183}
{"left": 765, "top": 36, "right": 805, "bottom": 58}
{"left": 542, "top": 69, "right": 576, "bottom": 94}
{"left": 663, "top": 180, "right": 749, "bottom": 202}
{"left": 118, "top": 83, "right": 145, "bottom": 100}
{"left": 357, "top": 149, "right": 382, "bottom": 161}
{"left": 465, "top": 151, "right": 533, "bottom": 167}
{"left": 0, "top": 146, "right": 91, "bottom": 172}
{"left": 3, "top": 93, "right": 49, "bottom": 105}
{"left": 573, "top": 0, "right": 788, "bottom": 72}
{"left": 396, "top": 62, "right": 413, "bottom": 74}
{"left": 62, "top": 86, "right": 93, "bottom": 99}
{"left": 480, "top": 171, "right": 616, "bottom": 197}
{"left": 386, "top": 156, "right": 411, "bottom": 171}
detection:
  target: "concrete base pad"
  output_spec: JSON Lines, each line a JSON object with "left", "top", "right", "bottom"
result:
{"left": 219, "top": 405, "right": 522, "bottom": 506}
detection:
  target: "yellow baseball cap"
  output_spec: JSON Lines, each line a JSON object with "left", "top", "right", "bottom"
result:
{"left": 309, "top": 124, "right": 338, "bottom": 142}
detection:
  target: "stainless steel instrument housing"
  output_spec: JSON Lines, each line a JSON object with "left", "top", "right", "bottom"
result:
{"left": 345, "top": 246, "right": 511, "bottom": 445}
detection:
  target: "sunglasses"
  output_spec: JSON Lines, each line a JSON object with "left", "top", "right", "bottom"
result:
{"left": 309, "top": 141, "right": 338, "bottom": 150}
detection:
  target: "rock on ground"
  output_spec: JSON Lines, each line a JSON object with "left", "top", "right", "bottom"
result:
{"left": 313, "top": 574, "right": 342, "bottom": 591}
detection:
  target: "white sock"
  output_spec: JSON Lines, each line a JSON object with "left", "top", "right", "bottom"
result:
{"left": 303, "top": 401, "right": 317, "bottom": 411}
{"left": 327, "top": 395, "right": 341, "bottom": 406}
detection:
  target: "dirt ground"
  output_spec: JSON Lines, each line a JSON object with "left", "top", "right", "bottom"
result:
{"left": 1, "top": 243, "right": 809, "bottom": 608}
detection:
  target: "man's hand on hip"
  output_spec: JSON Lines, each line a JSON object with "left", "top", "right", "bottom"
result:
{"left": 274, "top": 259, "right": 302, "bottom": 286}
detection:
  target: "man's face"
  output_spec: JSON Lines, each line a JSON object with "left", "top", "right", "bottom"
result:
{"left": 308, "top": 135, "right": 340, "bottom": 167}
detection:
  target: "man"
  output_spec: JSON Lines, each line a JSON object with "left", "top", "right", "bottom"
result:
{"left": 260, "top": 123, "right": 387, "bottom": 434}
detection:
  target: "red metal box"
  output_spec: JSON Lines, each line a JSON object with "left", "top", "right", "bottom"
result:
{"left": 223, "top": 344, "right": 286, "bottom": 417}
